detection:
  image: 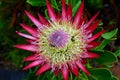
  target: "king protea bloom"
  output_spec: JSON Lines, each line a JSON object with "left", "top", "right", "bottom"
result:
{"left": 15, "top": 0, "right": 105, "bottom": 80}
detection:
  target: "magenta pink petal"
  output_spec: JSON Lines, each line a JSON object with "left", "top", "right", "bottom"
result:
{"left": 16, "top": 31, "right": 37, "bottom": 40}
{"left": 25, "top": 39, "right": 34, "bottom": 43}
{"left": 86, "top": 20, "right": 101, "bottom": 33}
{"left": 61, "top": 0, "right": 67, "bottom": 20}
{"left": 84, "top": 11, "right": 100, "bottom": 29}
{"left": 38, "top": 13, "right": 48, "bottom": 25}
{"left": 25, "top": 10, "right": 43, "bottom": 29}
{"left": 36, "top": 63, "right": 51, "bottom": 76}
{"left": 88, "top": 30, "right": 105, "bottom": 43}
{"left": 76, "top": 61, "right": 90, "bottom": 76}
{"left": 69, "top": 65, "right": 78, "bottom": 76}
{"left": 57, "top": 12, "right": 61, "bottom": 19}
{"left": 20, "top": 23, "right": 38, "bottom": 37}
{"left": 54, "top": 69, "right": 60, "bottom": 76}
{"left": 67, "top": 4, "right": 72, "bottom": 21}
{"left": 46, "top": 0, "right": 57, "bottom": 21}
{"left": 62, "top": 66, "right": 68, "bottom": 80}
{"left": 23, "top": 60, "right": 43, "bottom": 70}
{"left": 76, "top": 17, "right": 86, "bottom": 29}
{"left": 73, "top": 0, "right": 84, "bottom": 27}
{"left": 24, "top": 53, "right": 40, "bottom": 61}
{"left": 14, "top": 44, "right": 38, "bottom": 52}
{"left": 81, "top": 59, "right": 87, "bottom": 64}
{"left": 82, "top": 52, "right": 100, "bottom": 58}
{"left": 86, "top": 42, "right": 100, "bottom": 49}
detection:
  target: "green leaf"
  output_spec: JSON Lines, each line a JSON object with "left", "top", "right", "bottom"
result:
{"left": 94, "top": 51, "right": 117, "bottom": 64}
{"left": 114, "top": 50, "right": 120, "bottom": 56}
{"left": 72, "top": 0, "right": 81, "bottom": 17}
{"left": 89, "top": 68, "right": 118, "bottom": 80}
{"left": 94, "top": 39, "right": 112, "bottom": 50}
{"left": 26, "top": 0, "right": 46, "bottom": 6}
{"left": 102, "top": 28, "right": 118, "bottom": 39}
{"left": 110, "top": 76, "right": 119, "bottom": 80}
{"left": 51, "top": 0, "right": 59, "bottom": 11}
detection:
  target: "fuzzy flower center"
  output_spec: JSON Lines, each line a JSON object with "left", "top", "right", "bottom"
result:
{"left": 49, "top": 30, "right": 69, "bottom": 49}
{"left": 38, "top": 21, "right": 87, "bottom": 66}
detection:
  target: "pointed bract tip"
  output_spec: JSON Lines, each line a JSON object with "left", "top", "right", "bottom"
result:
{"left": 14, "top": 44, "right": 38, "bottom": 52}
{"left": 46, "top": 0, "right": 57, "bottom": 21}
{"left": 62, "top": 66, "right": 68, "bottom": 80}
{"left": 37, "top": 13, "right": 48, "bottom": 25}
{"left": 67, "top": 3, "right": 72, "bottom": 20}
{"left": 88, "top": 30, "right": 106, "bottom": 43}
{"left": 24, "top": 10, "right": 29, "bottom": 15}
{"left": 22, "top": 60, "right": 43, "bottom": 71}
{"left": 70, "top": 65, "right": 79, "bottom": 76}
{"left": 46, "top": 0, "right": 48, "bottom": 2}
{"left": 54, "top": 69, "right": 60, "bottom": 76}
{"left": 61, "top": 0, "right": 67, "bottom": 20}
{"left": 76, "top": 61, "right": 90, "bottom": 76}
{"left": 83, "top": 52, "right": 100, "bottom": 58}
{"left": 19, "top": 23, "right": 25, "bottom": 27}
{"left": 22, "top": 67, "right": 27, "bottom": 70}
{"left": 73, "top": 0, "right": 84, "bottom": 27}
{"left": 36, "top": 63, "right": 51, "bottom": 76}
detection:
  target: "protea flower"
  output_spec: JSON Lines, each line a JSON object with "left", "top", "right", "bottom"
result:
{"left": 15, "top": 0, "right": 105, "bottom": 80}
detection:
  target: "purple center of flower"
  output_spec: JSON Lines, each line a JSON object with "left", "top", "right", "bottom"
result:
{"left": 49, "top": 30, "right": 69, "bottom": 49}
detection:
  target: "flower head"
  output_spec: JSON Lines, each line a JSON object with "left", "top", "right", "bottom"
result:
{"left": 15, "top": 0, "right": 105, "bottom": 80}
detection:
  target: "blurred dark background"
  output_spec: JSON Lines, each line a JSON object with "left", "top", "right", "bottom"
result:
{"left": 0, "top": 0, "right": 120, "bottom": 80}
